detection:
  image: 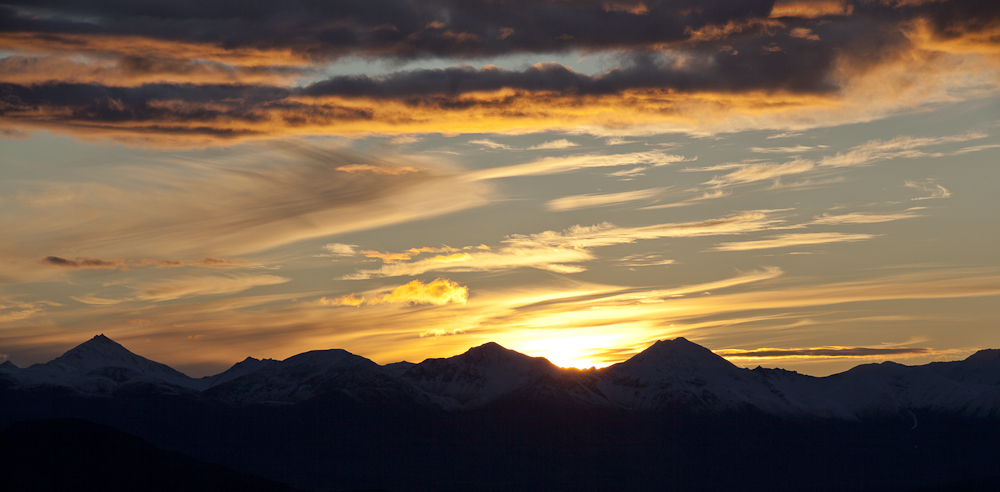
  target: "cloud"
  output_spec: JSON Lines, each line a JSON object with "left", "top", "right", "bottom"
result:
{"left": 39, "top": 256, "right": 253, "bottom": 272}
{"left": 770, "top": 0, "right": 853, "bottom": 19}
{"left": 809, "top": 211, "right": 921, "bottom": 225}
{"left": 606, "top": 166, "right": 649, "bottom": 179}
{"left": 0, "top": 298, "right": 52, "bottom": 324}
{"left": 698, "top": 159, "right": 816, "bottom": 187}
{"left": 340, "top": 248, "right": 593, "bottom": 279}
{"left": 132, "top": 274, "right": 291, "bottom": 302}
{"left": 335, "top": 164, "right": 420, "bottom": 175}
{"left": 342, "top": 210, "right": 785, "bottom": 279}
{"left": 905, "top": 179, "right": 951, "bottom": 200}
{"left": 388, "top": 135, "right": 421, "bottom": 145}
{"left": 360, "top": 250, "right": 417, "bottom": 264}
{"left": 0, "top": 54, "right": 308, "bottom": 87}
{"left": 528, "top": 139, "right": 579, "bottom": 150}
{"left": 40, "top": 256, "right": 126, "bottom": 270}
{"left": 546, "top": 187, "right": 666, "bottom": 211}
{"left": 186, "top": 258, "right": 253, "bottom": 268}
{"left": 468, "top": 139, "right": 513, "bottom": 150}
{"left": 464, "top": 151, "right": 690, "bottom": 180}
{"left": 750, "top": 145, "right": 823, "bottom": 153}
{"left": 3, "top": 143, "right": 492, "bottom": 261}
{"left": 717, "top": 346, "right": 931, "bottom": 359}
{"left": 323, "top": 243, "right": 358, "bottom": 257}
{"left": 359, "top": 246, "right": 463, "bottom": 263}
{"left": 818, "top": 132, "right": 988, "bottom": 168}
{"left": 605, "top": 137, "right": 639, "bottom": 146}
{"left": 639, "top": 189, "right": 730, "bottom": 210}
{"left": 712, "top": 232, "right": 878, "bottom": 251}
{"left": 766, "top": 131, "right": 804, "bottom": 139}
{"left": 0, "top": 1, "right": 997, "bottom": 141}
{"left": 320, "top": 293, "right": 366, "bottom": 307}
{"left": 321, "top": 279, "right": 468, "bottom": 307}
{"left": 369, "top": 278, "right": 469, "bottom": 306}
{"left": 70, "top": 295, "right": 128, "bottom": 305}
{"left": 618, "top": 254, "right": 676, "bottom": 267}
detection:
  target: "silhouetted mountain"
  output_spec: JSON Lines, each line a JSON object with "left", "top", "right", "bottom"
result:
{"left": 401, "top": 341, "right": 607, "bottom": 409}
{"left": 203, "top": 348, "right": 437, "bottom": 407}
{"left": 4, "top": 335, "right": 1000, "bottom": 492}
{"left": 3, "top": 335, "right": 1000, "bottom": 419}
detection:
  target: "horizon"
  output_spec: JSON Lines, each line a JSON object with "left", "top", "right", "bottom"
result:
{"left": 4, "top": 332, "right": 995, "bottom": 379}
{"left": 2, "top": 1, "right": 1000, "bottom": 378}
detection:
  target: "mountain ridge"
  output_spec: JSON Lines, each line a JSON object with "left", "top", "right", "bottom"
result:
{"left": 2, "top": 335, "right": 999, "bottom": 418}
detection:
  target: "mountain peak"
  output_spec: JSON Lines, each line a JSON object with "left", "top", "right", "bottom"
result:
{"left": 459, "top": 342, "right": 546, "bottom": 365}
{"left": 966, "top": 348, "right": 1000, "bottom": 362}
{"left": 621, "top": 337, "right": 736, "bottom": 371}
{"left": 55, "top": 334, "right": 136, "bottom": 366}
{"left": 465, "top": 341, "right": 509, "bottom": 354}
{"left": 44, "top": 334, "right": 194, "bottom": 386}
{"left": 0, "top": 360, "right": 17, "bottom": 370}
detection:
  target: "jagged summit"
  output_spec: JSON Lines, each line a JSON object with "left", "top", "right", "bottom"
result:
{"left": 0, "top": 360, "right": 17, "bottom": 370}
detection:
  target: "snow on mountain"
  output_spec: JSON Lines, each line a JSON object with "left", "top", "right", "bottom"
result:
{"left": 203, "top": 348, "right": 424, "bottom": 405}
{"left": 793, "top": 353, "right": 1000, "bottom": 419}
{"left": 400, "top": 342, "right": 612, "bottom": 409}
{"left": 6, "top": 334, "right": 200, "bottom": 395}
{"left": 191, "top": 356, "right": 279, "bottom": 391}
{"left": 594, "top": 337, "right": 794, "bottom": 413}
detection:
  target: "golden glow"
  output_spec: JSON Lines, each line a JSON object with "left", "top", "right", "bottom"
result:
{"left": 770, "top": 0, "right": 853, "bottom": 18}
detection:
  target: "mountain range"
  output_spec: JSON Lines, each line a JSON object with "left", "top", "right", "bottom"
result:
{"left": 3, "top": 334, "right": 999, "bottom": 419}
{"left": 3, "top": 335, "right": 1000, "bottom": 492}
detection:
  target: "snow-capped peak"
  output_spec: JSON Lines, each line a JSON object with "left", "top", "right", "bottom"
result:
{"left": 16, "top": 334, "right": 198, "bottom": 392}
{"left": 401, "top": 342, "right": 560, "bottom": 408}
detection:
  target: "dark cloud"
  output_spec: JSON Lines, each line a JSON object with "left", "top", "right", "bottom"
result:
{"left": 40, "top": 256, "right": 123, "bottom": 269}
{"left": 721, "top": 347, "right": 930, "bottom": 358}
{"left": 0, "top": 82, "right": 372, "bottom": 133}
{"left": 301, "top": 34, "right": 850, "bottom": 99}
{"left": 5, "top": 0, "right": 996, "bottom": 62}
{"left": 1, "top": 0, "right": 996, "bottom": 139}
{"left": 2, "top": 0, "right": 776, "bottom": 59}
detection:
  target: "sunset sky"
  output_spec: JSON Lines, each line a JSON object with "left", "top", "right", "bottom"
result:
{"left": 2, "top": 0, "right": 999, "bottom": 377}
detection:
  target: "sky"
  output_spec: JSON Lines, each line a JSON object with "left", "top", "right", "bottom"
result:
{"left": 1, "top": 0, "right": 999, "bottom": 377}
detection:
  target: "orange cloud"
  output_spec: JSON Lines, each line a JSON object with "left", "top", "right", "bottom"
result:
{"left": 320, "top": 293, "right": 366, "bottom": 307}
{"left": 769, "top": 0, "right": 853, "bottom": 19}
{"left": 368, "top": 278, "right": 469, "bottom": 306}
{"left": 335, "top": 164, "right": 420, "bottom": 175}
